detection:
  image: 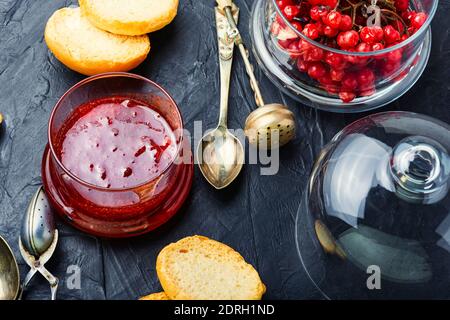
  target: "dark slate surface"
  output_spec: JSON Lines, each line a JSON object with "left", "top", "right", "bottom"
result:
{"left": 0, "top": 0, "right": 448, "bottom": 300}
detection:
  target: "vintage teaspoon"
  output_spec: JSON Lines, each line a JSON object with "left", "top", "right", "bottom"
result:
{"left": 19, "top": 186, "right": 59, "bottom": 300}
{"left": 197, "top": 5, "right": 244, "bottom": 189}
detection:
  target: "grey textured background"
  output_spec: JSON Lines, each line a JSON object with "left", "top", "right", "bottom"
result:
{"left": 0, "top": 0, "right": 449, "bottom": 299}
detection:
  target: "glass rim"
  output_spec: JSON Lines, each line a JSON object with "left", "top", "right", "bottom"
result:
{"left": 271, "top": 0, "right": 439, "bottom": 56}
{"left": 47, "top": 72, "right": 185, "bottom": 192}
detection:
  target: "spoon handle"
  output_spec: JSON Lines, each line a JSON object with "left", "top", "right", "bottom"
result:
{"left": 16, "top": 269, "right": 36, "bottom": 300}
{"left": 23, "top": 268, "right": 37, "bottom": 287}
{"left": 215, "top": 7, "right": 238, "bottom": 128}
{"left": 224, "top": 6, "right": 265, "bottom": 108}
{"left": 36, "top": 265, "right": 59, "bottom": 300}
{"left": 50, "top": 280, "right": 58, "bottom": 301}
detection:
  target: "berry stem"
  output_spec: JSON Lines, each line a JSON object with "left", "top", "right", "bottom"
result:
{"left": 380, "top": 9, "right": 409, "bottom": 35}
{"left": 334, "top": 0, "right": 341, "bottom": 10}
{"left": 345, "top": 0, "right": 364, "bottom": 27}
{"left": 374, "top": 0, "right": 397, "bottom": 11}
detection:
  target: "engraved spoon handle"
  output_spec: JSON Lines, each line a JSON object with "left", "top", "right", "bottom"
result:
{"left": 36, "top": 265, "right": 59, "bottom": 300}
{"left": 216, "top": 7, "right": 238, "bottom": 128}
{"left": 224, "top": 6, "right": 265, "bottom": 108}
{"left": 17, "top": 268, "right": 37, "bottom": 300}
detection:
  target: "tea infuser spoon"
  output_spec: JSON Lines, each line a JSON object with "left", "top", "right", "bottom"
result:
{"left": 0, "top": 235, "right": 20, "bottom": 300}
{"left": 197, "top": 5, "right": 244, "bottom": 189}
{"left": 19, "top": 186, "right": 59, "bottom": 300}
{"left": 218, "top": 0, "right": 296, "bottom": 149}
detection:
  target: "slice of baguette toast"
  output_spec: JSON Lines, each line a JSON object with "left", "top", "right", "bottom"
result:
{"left": 156, "top": 236, "right": 266, "bottom": 300}
{"left": 79, "top": 0, "right": 179, "bottom": 36}
{"left": 45, "top": 7, "right": 150, "bottom": 76}
{"left": 139, "top": 292, "right": 170, "bottom": 300}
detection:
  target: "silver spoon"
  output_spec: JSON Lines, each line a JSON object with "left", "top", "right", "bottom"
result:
{"left": 19, "top": 186, "right": 59, "bottom": 300}
{"left": 197, "top": 6, "right": 244, "bottom": 189}
{"left": 0, "top": 235, "right": 20, "bottom": 300}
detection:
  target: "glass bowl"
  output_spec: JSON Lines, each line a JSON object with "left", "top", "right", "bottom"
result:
{"left": 296, "top": 111, "right": 450, "bottom": 299}
{"left": 42, "top": 73, "right": 193, "bottom": 238}
{"left": 250, "top": 0, "right": 438, "bottom": 112}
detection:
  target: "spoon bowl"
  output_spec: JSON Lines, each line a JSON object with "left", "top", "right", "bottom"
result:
{"left": 21, "top": 186, "right": 55, "bottom": 257}
{"left": 198, "top": 126, "right": 244, "bottom": 189}
{"left": 0, "top": 236, "right": 20, "bottom": 300}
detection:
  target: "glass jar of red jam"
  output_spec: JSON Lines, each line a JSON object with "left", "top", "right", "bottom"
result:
{"left": 42, "top": 73, "right": 193, "bottom": 238}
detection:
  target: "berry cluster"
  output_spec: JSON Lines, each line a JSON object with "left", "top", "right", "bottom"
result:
{"left": 271, "top": 0, "right": 428, "bottom": 103}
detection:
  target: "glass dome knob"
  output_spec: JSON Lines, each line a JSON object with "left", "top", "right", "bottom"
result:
{"left": 390, "top": 136, "right": 450, "bottom": 204}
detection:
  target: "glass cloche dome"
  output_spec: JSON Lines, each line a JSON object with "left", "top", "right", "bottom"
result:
{"left": 296, "top": 112, "right": 450, "bottom": 299}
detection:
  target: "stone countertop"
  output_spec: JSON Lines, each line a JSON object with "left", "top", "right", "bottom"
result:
{"left": 0, "top": 0, "right": 448, "bottom": 299}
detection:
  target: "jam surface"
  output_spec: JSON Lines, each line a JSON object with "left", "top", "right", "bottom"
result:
{"left": 55, "top": 97, "right": 177, "bottom": 189}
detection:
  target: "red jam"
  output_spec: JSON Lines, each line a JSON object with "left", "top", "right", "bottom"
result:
{"left": 42, "top": 96, "right": 194, "bottom": 238}
{"left": 55, "top": 97, "right": 177, "bottom": 189}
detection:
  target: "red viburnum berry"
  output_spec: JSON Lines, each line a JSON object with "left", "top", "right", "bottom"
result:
{"left": 325, "top": 0, "right": 338, "bottom": 8}
{"left": 276, "top": 0, "right": 295, "bottom": 10}
{"left": 360, "top": 26, "right": 384, "bottom": 44}
{"left": 318, "top": 73, "right": 334, "bottom": 86}
{"left": 304, "top": 46, "right": 325, "bottom": 61}
{"left": 339, "top": 15, "right": 353, "bottom": 31}
{"left": 307, "top": 0, "right": 323, "bottom": 6}
{"left": 291, "top": 21, "right": 303, "bottom": 31}
{"left": 323, "top": 25, "right": 339, "bottom": 37}
{"left": 324, "top": 51, "right": 346, "bottom": 69}
{"left": 357, "top": 68, "right": 375, "bottom": 88}
{"left": 307, "top": 61, "right": 327, "bottom": 79}
{"left": 341, "top": 73, "right": 358, "bottom": 91}
{"left": 303, "top": 23, "right": 320, "bottom": 39}
{"left": 283, "top": 5, "right": 301, "bottom": 21}
{"left": 411, "top": 12, "right": 427, "bottom": 29}
{"left": 395, "top": 0, "right": 409, "bottom": 12}
{"left": 337, "top": 30, "right": 360, "bottom": 48}
{"left": 310, "top": 5, "right": 329, "bottom": 21}
{"left": 386, "top": 49, "right": 403, "bottom": 63}
{"left": 403, "top": 10, "right": 417, "bottom": 22}
{"left": 330, "top": 68, "right": 345, "bottom": 81}
{"left": 297, "top": 59, "right": 309, "bottom": 73}
{"left": 371, "top": 42, "right": 385, "bottom": 51}
{"left": 339, "top": 91, "right": 356, "bottom": 103}
{"left": 383, "top": 25, "right": 401, "bottom": 44}
{"left": 323, "top": 11, "right": 342, "bottom": 29}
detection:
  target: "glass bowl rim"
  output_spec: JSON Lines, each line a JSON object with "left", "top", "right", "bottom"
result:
{"left": 47, "top": 72, "right": 185, "bottom": 192}
{"left": 271, "top": 0, "right": 439, "bottom": 56}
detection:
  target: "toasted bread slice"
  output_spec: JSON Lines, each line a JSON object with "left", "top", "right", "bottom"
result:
{"left": 79, "top": 0, "right": 179, "bottom": 36}
{"left": 156, "top": 236, "right": 266, "bottom": 300}
{"left": 45, "top": 7, "right": 150, "bottom": 76}
{"left": 139, "top": 292, "right": 170, "bottom": 300}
